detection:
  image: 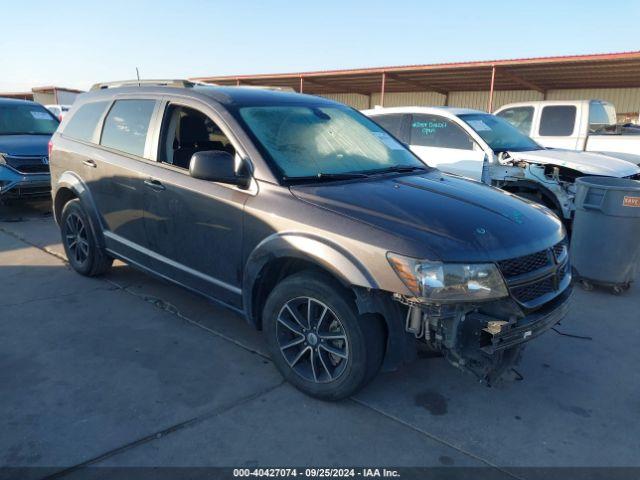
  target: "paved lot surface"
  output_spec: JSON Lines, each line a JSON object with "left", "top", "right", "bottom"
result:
{"left": 1, "top": 200, "right": 639, "bottom": 478}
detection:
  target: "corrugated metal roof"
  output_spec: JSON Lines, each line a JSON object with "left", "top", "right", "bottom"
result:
{"left": 192, "top": 51, "right": 640, "bottom": 94}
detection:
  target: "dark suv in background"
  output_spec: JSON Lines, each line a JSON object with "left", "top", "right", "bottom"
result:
{"left": 49, "top": 80, "right": 572, "bottom": 400}
{"left": 0, "top": 98, "right": 59, "bottom": 201}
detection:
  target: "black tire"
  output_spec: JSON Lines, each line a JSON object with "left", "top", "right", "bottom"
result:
{"left": 60, "top": 199, "right": 112, "bottom": 276}
{"left": 263, "top": 271, "right": 385, "bottom": 400}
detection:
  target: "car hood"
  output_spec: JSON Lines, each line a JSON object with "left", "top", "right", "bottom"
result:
{"left": 290, "top": 170, "right": 564, "bottom": 263}
{"left": 509, "top": 148, "right": 640, "bottom": 177}
{"left": 0, "top": 134, "right": 51, "bottom": 157}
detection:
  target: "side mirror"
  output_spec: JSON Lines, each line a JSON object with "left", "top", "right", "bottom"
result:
{"left": 189, "top": 150, "right": 250, "bottom": 187}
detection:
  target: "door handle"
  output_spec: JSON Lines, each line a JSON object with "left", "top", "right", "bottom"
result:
{"left": 144, "top": 178, "right": 166, "bottom": 191}
{"left": 83, "top": 159, "right": 97, "bottom": 168}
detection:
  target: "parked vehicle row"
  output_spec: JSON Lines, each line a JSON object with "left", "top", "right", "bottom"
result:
{"left": 495, "top": 100, "right": 640, "bottom": 165}
{"left": 49, "top": 80, "right": 572, "bottom": 399}
{"left": 364, "top": 106, "right": 640, "bottom": 223}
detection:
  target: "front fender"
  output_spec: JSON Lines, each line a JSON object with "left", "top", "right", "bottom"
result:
{"left": 243, "top": 232, "right": 378, "bottom": 323}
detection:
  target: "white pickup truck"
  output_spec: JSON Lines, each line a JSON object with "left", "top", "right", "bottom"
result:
{"left": 363, "top": 106, "right": 640, "bottom": 223}
{"left": 494, "top": 100, "right": 640, "bottom": 165}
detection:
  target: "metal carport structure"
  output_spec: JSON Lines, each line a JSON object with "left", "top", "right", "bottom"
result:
{"left": 192, "top": 51, "right": 640, "bottom": 112}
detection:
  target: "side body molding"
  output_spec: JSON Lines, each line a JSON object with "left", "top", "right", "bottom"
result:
{"left": 243, "top": 232, "right": 379, "bottom": 325}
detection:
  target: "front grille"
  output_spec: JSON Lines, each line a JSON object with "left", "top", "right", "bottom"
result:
{"left": 498, "top": 240, "right": 570, "bottom": 307}
{"left": 498, "top": 250, "right": 551, "bottom": 278}
{"left": 13, "top": 164, "right": 49, "bottom": 173}
{"left": 4, "top": 155, "right": 50, "bottom": 174}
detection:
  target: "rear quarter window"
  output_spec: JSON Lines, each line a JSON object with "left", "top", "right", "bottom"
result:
{"left": 370, "top": 114, "right": 406, "bottom": 140}
{"left": 100, "top": 100, "right": 156, "bottom": 157}
{"left": 63, "top": 101, "right": 109, "bottom": 142}
{"left": 539, "top": 105, "right": 576, "bottom": 136}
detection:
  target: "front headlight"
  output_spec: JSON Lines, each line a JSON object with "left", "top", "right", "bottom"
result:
{"left": 387, "top": 253, "right": 509, "bottom": 303}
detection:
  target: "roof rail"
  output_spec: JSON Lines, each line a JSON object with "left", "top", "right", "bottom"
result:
{"left": 89, "top": 79, "right": 215, "bottom": 91}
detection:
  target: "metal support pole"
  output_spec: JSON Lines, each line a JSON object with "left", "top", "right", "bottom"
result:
{"left": 299, "top": 76, "right": 304, "bottom": 93}
{"left": 380, "top": 72, "right": 386, "bottom": 107}
{"left": 487, "top": 65, "right": 496, "bottom": 112}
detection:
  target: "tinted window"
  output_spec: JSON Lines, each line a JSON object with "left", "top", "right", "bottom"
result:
{"left": 63, "top": 101, "right": 109, "bottom": 142}
{"left": 496, "top": 107, "right": 534, "bottom": 135}
{"left": 539, "top": 106, "right": 576, "bottom": 136}
{"left": 410, "top": 114, "right": 474, "bottom": 150}
{"left": 101, "top": 100, "right": 156, "bottom": 157}
{"left": 0, "top": 103, "right": 58, "bottom": 135}
{"left": 370, "top": 114, "right": 405, "bottom": 139}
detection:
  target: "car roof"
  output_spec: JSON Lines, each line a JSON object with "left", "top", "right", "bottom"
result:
{"left": 361, "top": 106, "right": 486, "bottom": 116}
{"left": 79, "top": 84, "right": 341, "bottom": 108}
{"left": 495, "top": 99, "right": 595, "bottom": 110}
{"left": 0, "top": 97, "right": 41, "bottom": 107}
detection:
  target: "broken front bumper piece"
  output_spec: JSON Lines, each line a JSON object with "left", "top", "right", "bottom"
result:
{"left": 401, "top": 285, "right": 572, "bottom": 382}
{"left": 473, "top": 289, "right": 572, "bottom": 354}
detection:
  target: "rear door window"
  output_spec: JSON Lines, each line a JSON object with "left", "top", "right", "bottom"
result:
{"left": 496, "top": 107, "right": 534, "bottom": 135}
{"left": 539, "top": 106, "right": 576, "bottom": 136}
{"left": 100, "top": 99, "right": 156, "bottom": 157}
{"left": 410, "top": 114, "right": 474, "bottom": 150}
{"left": 63, "top": 101, "right": 109, "bottom": 142}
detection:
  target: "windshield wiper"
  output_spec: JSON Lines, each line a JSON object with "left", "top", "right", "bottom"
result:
{"left": 362, "top": 164, "right": 428, "bottom": 175}
{"left": 284, "top": 172, "right": 369, "bottom": 183}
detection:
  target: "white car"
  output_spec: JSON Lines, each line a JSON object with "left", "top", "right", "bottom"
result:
{"left": 45, "top": 104, "right": 71, "bottom": 122}
{"left": 363, "top": 106, "right": 640, "bottom": 222}
{"left": 494, "top": 100, "right": 640, "bottom": 165}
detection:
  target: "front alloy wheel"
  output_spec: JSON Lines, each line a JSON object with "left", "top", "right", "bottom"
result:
{"left": 277, "top": 297, "right": 349, "bottom": 383}
{"left": 263, "top": 271, "right": 385, "bottom": 400}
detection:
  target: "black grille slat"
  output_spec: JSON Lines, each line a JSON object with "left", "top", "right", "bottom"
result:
{"left": 13, "top": 164, "right": 49, "bottom": 173}
{"left": 498, "top": 250, "right": 550, "bottom": 278}
{"left": 5, "top": 155, "right": 50, "bottom": 174}
{"left": 511, "top": 277, "right": 555, "bottom": 303}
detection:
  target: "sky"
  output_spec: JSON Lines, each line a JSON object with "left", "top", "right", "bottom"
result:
{"left": 2, "top": 0, "right": 639, "bottom": 92}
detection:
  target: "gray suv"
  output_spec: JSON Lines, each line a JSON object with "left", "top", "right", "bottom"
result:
{"left": 50, "top": 80, "right": 572, "bottom": 400}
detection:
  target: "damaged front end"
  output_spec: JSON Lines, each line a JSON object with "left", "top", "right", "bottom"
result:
{"left": 389, "top": 239, "right": 572, "bottom": 384}
{"left": 489, "top": 152, "right": 580, "bottom": 220}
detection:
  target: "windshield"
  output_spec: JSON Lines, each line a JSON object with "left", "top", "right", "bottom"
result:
{"left": 0, "top": 103, "right": 59, "bottom": 135}
{"left": 458, "top": 113, "right": 541, "bottom": 152}
{"left": 237, "top": 105, "right": 425, "bottom": 179}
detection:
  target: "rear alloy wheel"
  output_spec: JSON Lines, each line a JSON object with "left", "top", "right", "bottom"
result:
{"left": 64, "top": 211, "right": 90, "bottom": 267}
{"left": 263, "top": 271, "right": 385, "bottom": 400}
{"left": 60, "top": 199, "right": 112, "bottom": 276}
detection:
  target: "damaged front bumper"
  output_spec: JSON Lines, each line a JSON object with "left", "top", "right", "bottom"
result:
{"left": 0, "top": 165, "right": 51, "bottom": 199}
{"left": 401, "top": 284, "right": 573, "bottom": 382}
{"left": 472, "top": 285, "right": 572, "bottom": 355}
